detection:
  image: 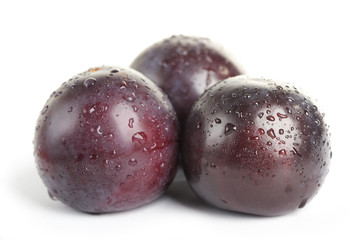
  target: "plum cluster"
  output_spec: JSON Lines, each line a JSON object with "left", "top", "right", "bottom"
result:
{"left": 34, "top": 35, "right": 331, "bottom": 216}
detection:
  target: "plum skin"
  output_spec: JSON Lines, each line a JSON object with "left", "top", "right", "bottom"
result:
{"left": 182, "top": 76, "right": 331, "bottom": 216}
{"left": 131, "top": 35, "right": 245, "bottom": 125}
{"left": 34, "top": 66, "right": 179, "bottom": 213}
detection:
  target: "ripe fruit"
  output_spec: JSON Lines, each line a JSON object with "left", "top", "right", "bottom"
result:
{"left": 130, "top": 35, "right": 245, "bottom": 124}
{"left": 182, "top": 76, "right": 331, "bottom": 216}
{"left": 34, "top": 66, "right": 179, "bottom": 213}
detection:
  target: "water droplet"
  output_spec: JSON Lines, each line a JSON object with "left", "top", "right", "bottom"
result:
{"left": 84, "top": 77, "right": 97, "bottom": 87}
{"left": 267, "top": 128, "right": 276, "bottom": 139}
{"left": 279, "top": 129, "right": 284, "bottom": 135}
{"left": 125, "top": 92, "right": 136, "bottom": 102}
{"left": 224, "top": 123, "right": 236, "bottom": 136}
{"left": 115, "top": 164, "right": 122, "bottom": 171}
{"left": 48, "top": 190, "right": 57, "bottom": 201}
{"left": 250, "top": 136, "right": 259, "bottom": 140}
{"left": 258, "top": 128, "right": 265, "bottom": 135}
{"left": 277, "top": 112, "right": 288, "bottom": 118}
{"left": 278, "top": 149, "right": 287, "bottom": 156}
{"left": 215, "top": 118, "right": 222, "bottom": 124}
{"left": 298, "top": 198, "right": 308, "bottom": 208}
{"left": 132, "top": 106, "right": 138, "bottom": 112}
{"left": 160, "top": 162, "right": 165, "bottom": 168}
{"left": 128, "top": 158, "right": 137, "bottom": 166}
{"left": 266, "top": 115, "right": 275, "bottom": 121}
{"left": 296, "top": 116, "right": 301, "bottom": 121}
{"left": 111, "top": 69, "right": 119, "bottom": 73}
{"left": 132, "top": 132, "right": 147, "bottom": 145}
{"left": 292, "top": 147, "right": 302, "bottom": 157}
{"left": 288, "top": 97, "right": 294, "bottom": 102}
{"left": 128, "top": 118, "right": 134, "bottom": 128}
{"left": 96, "top": 125, "right": 102, "bottom": 135}
{"left": 68, "top": 106, "right": 73, "bottom": 112}
{"left": 54, "top": 91, "right": 62, "bottom": 97}
{"left": 258, "top": 112, "right": 264, "bottom": 118}
{"left": 41, "top": 105, "right": 49, "bottom": 115}
{"left": 196, "top": 122, "right": 201, "bottom": 129}
{"left": 266, "top": 141, "right": 272, "bottom": 146}
{"left": 210, "top": 163, "right": 216, "bottom": 168}
{"left": 103, "top": 159, "right": 109, "bottom": 166}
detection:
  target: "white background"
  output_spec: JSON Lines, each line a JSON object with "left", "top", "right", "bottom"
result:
{"left": 1, "top": 0, "right": 360, "bottom": 239}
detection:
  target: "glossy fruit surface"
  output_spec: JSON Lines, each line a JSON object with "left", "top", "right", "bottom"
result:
{"left": 34, "top": 66, "right": 179, "bottom": 213}
{"left": 130, "top": 35, "right": 245, "bottom": 124}
{"left": 182, "top": 76, "right": 331, "bottom": 216}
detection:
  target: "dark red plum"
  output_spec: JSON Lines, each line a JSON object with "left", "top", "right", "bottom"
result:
{"left": 182, "top": 76, "right": 331, "bottom": 216}
{"left": 130, "top": 35, "right": 245, "bottom": 124}
{"left": 34, "top": 66, "right": 179, "bottom": 213}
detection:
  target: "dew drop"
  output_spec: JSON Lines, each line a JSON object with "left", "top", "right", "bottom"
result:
{"left": 96, "top": 125, "right": 102, "bottom": 135}
{"left": 196, "top": 122, "right": 201, "bottom": 129}
{"left": 224, "top": 123, "right": 236, "bottom": 136}
{"left": 68, "top": 107, "right": 73, "bottom": 112}
{"left": 258, "top": 112, "right": 264, "bottom": 118}
{"left": 115, "top": 164, "right": 122, "bottom": 171}
{"left": 48, "top": 191, "right": 57, "bottom": 201}
{"left": 111, "top": 69, "right": 119, "bottom": 73}
{"left": 279, "top": 129, "right": 284, "bottom": 135}
{"left": 298, "top": 198, "right": 308, "bottom": 208}
{"left": 210, "top": 163, "right": 216, "bottom": 168}
{"left": 215, "top": 118, "right": 222, "bottom": 124}
{"left": 128, "top": 158, "right": 137, "bottom": 166}
{"left": 258, "top": 128, "right": 265, "bottom": 135}
{"left": 277, "top": 112, "right": 288, "bottom": 118}
{"left": 128, "top": 118, "right": 134, "bottom": 128}
{"left": 250, "top": 136, "right": 259, "bottom": 140}
{"left": 54, "top": 91, "right": 62, "bottom": 97}
{"left": 267, "top": 128, "right": 276, "bottom": 139}
{"left": 278, "top": 149, "right": 287, "bottom": 156}
{"left": 83, "top": 77, "right": 97, "bottom": 87}
{"left": 132, "top": 132, "right": 147, "bottom": 145}
{"left": 160, "top": 162, "right": 165, "bottom": 168}
{"left": 125, "top": 92, "right": 136, "bottom": 102}
{"left": 41, "top": 105, "right": 49, "bottom": 115}
{"left": 266, "top": 115, "right": 275, "bottom": 121}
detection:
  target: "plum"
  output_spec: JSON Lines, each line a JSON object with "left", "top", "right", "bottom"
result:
{"left": 130, "top": 35, "right": 245, "bottom": 125}
{"left": 182, "top": 76, "right": 331, "bottom": 216}
{"left": 34, "top": 66, "right": 179, "bottom": 213}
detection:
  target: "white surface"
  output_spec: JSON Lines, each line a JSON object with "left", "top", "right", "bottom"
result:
{"left": 1, "top": 0, "right": 360, "bottom": 239}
